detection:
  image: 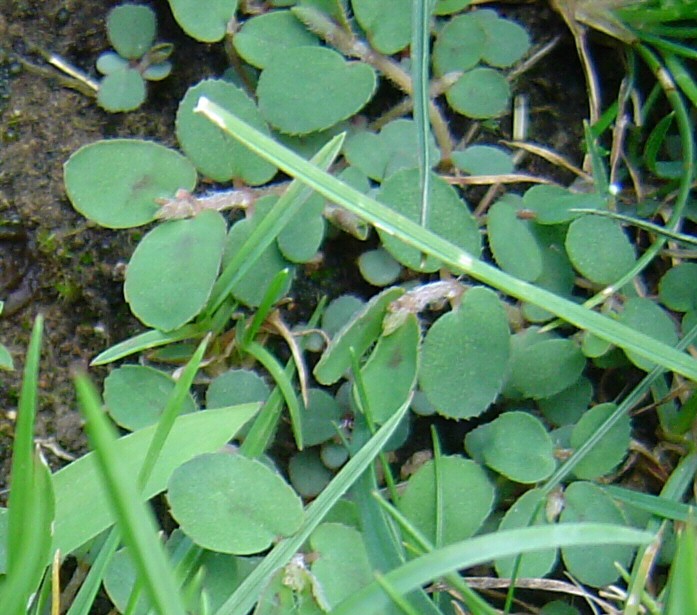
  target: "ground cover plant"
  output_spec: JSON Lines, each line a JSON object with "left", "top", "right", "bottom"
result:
{"left": 1, "top": 0, "right": 697, "bottom": 613}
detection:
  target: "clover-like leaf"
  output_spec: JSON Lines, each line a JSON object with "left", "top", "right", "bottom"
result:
{"left": 300, "top": 388, "right": 344, "bottom": 448}
{"left": 487, "top": 198, "right": 543, "bottom": 282}
{"left": 399, "top": 456, "right": 494, "bottom": 545}
{"left": 223, "top": 196, "right": 294, "bottom": 307}
{"left": 618, "top": 297, "right": 679, "bottom": 371}
{"left": 97, "top": 69, "right": 147, "bottom": 113}
{"left": 125, "top": 210, "right": 227, "bottom": 331}
{"left": 571, "top": 402, "right": 631, "bottom": 480}
{"left": 560, "top": 481, "right": 634, "bottom": 587}
{"left": 168, "top": 0, "right": 238, "bottom": 42}
{"left": 659, "top": 263, "right": 697, "bottom": 312}
{"left": 432, "top": 13, "right": 485, "bottom": 76}
{"left": 357, "top": 313, "right": 419, "bottom": 423}
{"left": 476, "top": 411, "right": 556, "bottom": 483}
{"left": 96, "top": 51, "right": 129, "bottom": 75}
{"left": 104, "top": 365, "right": 197, "bottom": 431}
{"left": 357, "top": 248, "right": 402, "bottom": 287}
{"left": 310, "top": 523, "right": 373, "bottom": 609}
{"left": 377, "top": 169, "right": 481, "bottom": 272}
{"left": 451, "top": 145, "right": 514, "bottom": 175}
{"left": 420, "top": 287, "right": 510, "bottom": 419}
{"left": 565, "top": 215, "right": 636, "bottom": 285}
{"left": 508, "top": 336, "right": 585, "bottom": 399}
{"left": 314, "top": 287, "right": 404, "bottom": 384}
{"left": 64, "top": 139, "right": 197, "bottom": 228}
{"left": 522, "top": 185, "right": 604, "bottom": 225}
{"left": 257, "top": 47, "right": 377, "bottom": 135}
{"left": 479, "top": 16, "right": 530, "bottom": 68}
{"left": 321, "top": 295, "right": 365, "bottom": 338}
{"left": 167, "top": 452, "right": 303, "bottom": 554}
{"left": 106, "top": 4, "right": 156, "bottom": 59}
{"left": 351, "top": 0, "right": 411, "bottom": 54}
{"left": 206, "top": 369, "right": 271, "bottom": 409}
{"left": 446, "top": 67, "right": 510, "bottom": 119}
{"left": 343, "top": 119, "right": 441, "bottom": 182}
{"left": 176, "top": 79, "right": 277, "bottom": 184}
{"left": 288, "top": 449, "right": 332, "bottom": 498}
{"left": 495, "top": 489, "right": 557, "bottom": 578}
{"left": 277, "top": 194, "right": 325, "bottom": 263}
{"left": 538, "top": 376, "right": 593, "bottom": 427}
{"left": 233, "top": 10, "right": 319, "bottom": 69}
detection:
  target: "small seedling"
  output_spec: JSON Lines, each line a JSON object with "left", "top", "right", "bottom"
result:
{"left": 96, "top": 4, "right": 173, "bottom": 112}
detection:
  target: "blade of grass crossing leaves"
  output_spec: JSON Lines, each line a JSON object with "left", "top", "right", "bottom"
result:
{"left": 623, "top": 453, "right": 697, "bottom": 615}
{"left": 331, "top": 524, "right": 653, "bottom": 615}
{"left": 663, "top": 515, "right": 697, "bottom": 614}
{"left": 67, "top": 336, "right": 210, "bottom": 615}
{"left": 194, "top": 97, "right": 697, "bottom": 382}
{"left": 411, "top": 0, "right": 433, "bottom": 229}
{"left": 373, "top": 494, "right": 498, "bottom": 615}
{"left": 204, "top": 134, "right": 344, "bottom": 316}
{"left": 0, "top": 316, "right": 55, "bottom": 614}
{"left": 214, "top": 400, "right": 410, "bottom": 615}
{"left": 74, "top": 374, "right": 187, "bottom": 615}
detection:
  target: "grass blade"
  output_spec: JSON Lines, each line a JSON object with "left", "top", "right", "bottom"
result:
{"left": 214, "top": 399, "right": 411, "bottom": 615}
{"left": 331, "top": 524, "right": 653, "bottom": 615}
{"left": 74, "top": 373, "right": 187, "bottom": 615}
{"left": 193, "top": 97, "right": 697, "bottom": 382}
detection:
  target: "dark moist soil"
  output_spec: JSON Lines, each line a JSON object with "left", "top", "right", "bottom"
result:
{"left": 0, "top": 1, "right": 610, "bottom": 497}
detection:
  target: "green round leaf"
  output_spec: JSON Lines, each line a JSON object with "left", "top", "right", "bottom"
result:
{"left": 538, "top": 377, "right": 593, "bottom": 427}
{"left": 522, "top": 185, "right": 605, "bottom": 225}
{"left": 107, "top": 4, "right": 156, "bottom": 59}
{"left": 420, "top": 287, "right": 510, "bottom": 418}
{"left": 97, "top": 69, "right": 146, "bottom": 112}
{"left": 480, "top": 411, "right": 556, "bottom": 483}
{"left": 343, "top": 119, "right": 441, "bottom": 182}
{"left": 233, "top": 10, "right": 319, "bottom": 69}
{"left": 399, "top": 456, "right": 494, "bottom": 545}
{"left": 320, "top": 442, "right": 349, "bottom": 469}
{"left": 495, "top": 489, "right": 557, "bottom": 577}
{"left": 125, "top": 210, "right": 227, "bottom": 330}
{"left": 257, "top": 47, "right": 377, "bottom": 135}
{"left": 351, "top": 0, "right": 411, "bottom": 54}
{"left": 142, "top": 61, "right": 172, "bottom": 81}
{"left": 301, "top": 388, "right": 344, "bottom": 447}
{"left": 357, "top": 248, "right": 401, "bottom": 287}
{"left": 223, "top": 196, "right": 294, "bottom": 307}
{"left": 480, "top": 17, "right": 530, "bottom": 68}
{"left": 356, "top": 313, "right": 419, "bottom": 423}
{"left": 433, "top": 13, "right": 485, "bottom": 75}
{"left": 565, "top": 215, "right": 636, "bottom": 285}
{"left": 168, "top": 452, "right": 304, "bottom": 554}
{"left": 509, "top": 337, "right": 585, "bottom": 399}
{"left": 288, "top": 449, "right": 332, "bottom": 498}
{"left": 571, "top": 402, "right": 631, "bottom": 480}
{"left": 168, "top": 0, "right": 238, "bottom": 42}
{"left": 659, "top": 263, "right": 697, "bottom": 312}
{"left": 310, "top": 524, "right": 373, "bottom": 609}
{"left": 487, "top": 198, "right": 543, "bottom": 282}
{"left": 277, "top": 194, "right": 325, "bottom": 263}
{"left": 377, "top": 169, "right": 481, "bottom": 272}
{"left": 96, "top": 51, "right": 128, "bottom": 75}
{"left": 322, "top": 295, "right": 364, "bottom": 338}
{"left": 314, "top": 287, "right": 404, "bottom": 385}
{"left": 104, "top": 365, "right": 196, "bottom": 431}
{"left": 206, "top": 368, "right": 270, "bottom": 409}
{"left": 64, "top": 139, "right": 197, "bottom": 228}
{"left": 618, "top": 297, "right": 679, "bottom": 371}
{"left": 446, "top": 67, "right": 510, "bottom": 119}
{"left": 451, "top": 145, "right": 514, "bottom": 175}
{"left": 176, "top": 79, "right": 277, "bottom": 184}
{"left": 560, "top": 481, "right": 634, "bottom": 586}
